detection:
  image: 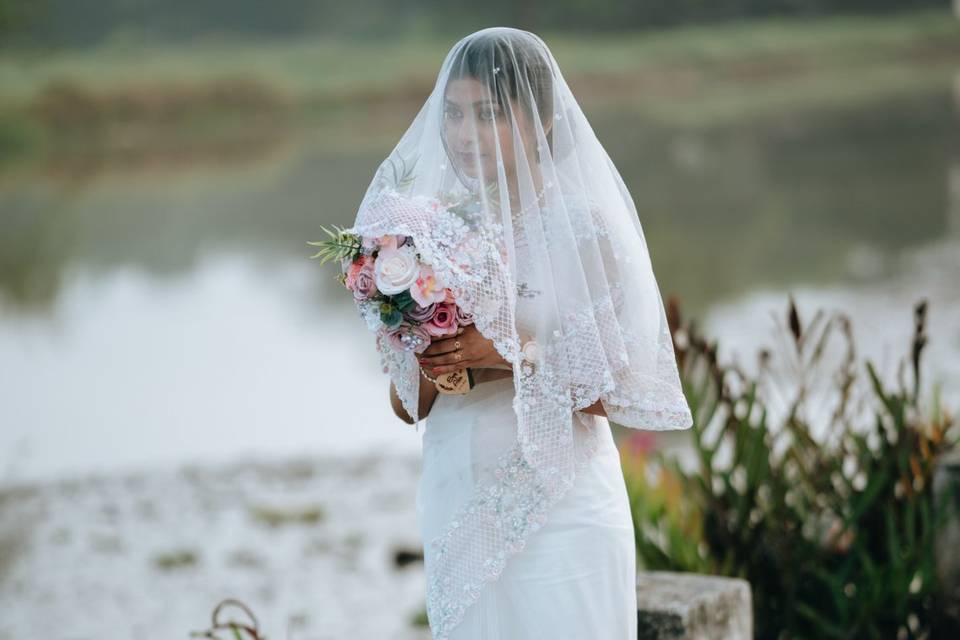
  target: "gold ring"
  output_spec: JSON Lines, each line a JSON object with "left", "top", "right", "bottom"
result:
{"left": 454, "top": 351, "right": 463, "bottom": 361}
{"left": 454, "top": 340, "right": 461, "bottom": 349}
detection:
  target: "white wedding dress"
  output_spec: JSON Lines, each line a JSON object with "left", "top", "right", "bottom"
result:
{"left": 416, "top": 375, "right": 639, "bottom": 639}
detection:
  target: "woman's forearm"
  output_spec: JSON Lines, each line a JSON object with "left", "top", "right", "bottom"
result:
{"left": 476, "top": 354, "right": 608, "bottom": 418}
{"left": 392, "top": 366, "right": 605, "bottom": 423}
{"left": 578, "top": 398, "right": 608, "bottom": 418}
{"left": 392, "top": 359, "right": 517, "bottom": 425}
{"left": 417, "top": 374, "right": 441, "bottom": 420}
{"left": 390, "top": 375, "right": 441, "bottom": 425}
{"left": 389, "top": 380, "right": 412, "bottom": 424}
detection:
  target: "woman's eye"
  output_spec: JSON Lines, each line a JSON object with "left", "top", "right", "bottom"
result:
{"left": 443, "top": 107, "right": 461, "bottom": 120}
{"left": 479, "top": 109, "right": 498, "bottom": 121}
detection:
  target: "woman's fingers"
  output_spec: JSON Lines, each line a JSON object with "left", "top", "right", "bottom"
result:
{"left": 418, "top": 326, "right": 483, "bottom": 373}
{"left": 419, "top": 343, "right": 461, "bottom": 360}
{"left": 427, "top": 357, "right": 477, "bottom": 375}
{"left": 419, "top": 328, "right": 469, "bottom": 358}
{"left": 419, "top": 347, "right": 470, "bottom": 367}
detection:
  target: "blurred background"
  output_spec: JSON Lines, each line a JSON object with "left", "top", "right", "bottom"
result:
{"left": 0, "top": 1, "right": 958, "bottom": 638}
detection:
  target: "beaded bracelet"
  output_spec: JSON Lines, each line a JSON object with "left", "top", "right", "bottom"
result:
{"left": 420, "top": 366, "right": 476, "bottom": 389}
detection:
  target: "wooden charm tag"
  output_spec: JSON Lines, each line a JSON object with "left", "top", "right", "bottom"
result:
{"left": 435, "top": 368, "right": 474, "bottom": 395}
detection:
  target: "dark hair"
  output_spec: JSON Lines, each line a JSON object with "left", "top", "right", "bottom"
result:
{"left": 445, "top": 29, "right": 555, "bottom": 137}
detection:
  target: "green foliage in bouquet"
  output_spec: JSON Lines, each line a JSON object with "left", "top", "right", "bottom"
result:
{"left": 307, "top": 224, "right": 361, "bottom": 265}
{"left": 622, "top": 297, "right": 957, "bottom": 639}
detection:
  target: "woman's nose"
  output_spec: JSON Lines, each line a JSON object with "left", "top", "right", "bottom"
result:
{"left": 457, "top": 120, "right": 476, "bottom": 148}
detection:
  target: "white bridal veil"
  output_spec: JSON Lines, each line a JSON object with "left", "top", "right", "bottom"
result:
{"left": 349, "top": 26, "right": 693, "bottom": 638}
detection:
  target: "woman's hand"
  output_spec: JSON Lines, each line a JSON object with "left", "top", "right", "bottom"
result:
{"left": 418, "top": 324, "right": 512, "bottom": 376}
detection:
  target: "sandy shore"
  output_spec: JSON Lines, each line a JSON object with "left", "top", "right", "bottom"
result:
{"left": 0, "top": 452, "right": 432, "bottom": 639}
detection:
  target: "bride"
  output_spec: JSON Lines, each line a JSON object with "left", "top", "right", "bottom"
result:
{"left": 357, "top": 26, "right": 693, "bottom": 639}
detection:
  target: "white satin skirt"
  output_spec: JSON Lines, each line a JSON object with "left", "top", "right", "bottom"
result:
{"left": 416, "top": 375, "right": 638, "bottom": 639}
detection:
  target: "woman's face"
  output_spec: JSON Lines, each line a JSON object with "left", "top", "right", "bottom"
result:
{"left": 443, "top": 77, "right": 538, "bottom": 185}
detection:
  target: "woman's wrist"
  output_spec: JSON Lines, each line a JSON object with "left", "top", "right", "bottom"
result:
{"left": 473, "top": 367, "right": 513, "bottom": 384}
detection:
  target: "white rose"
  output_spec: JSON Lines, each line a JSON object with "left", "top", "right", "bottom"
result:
{"left": 374, "top": 245, "right": 420, "bottom": 295}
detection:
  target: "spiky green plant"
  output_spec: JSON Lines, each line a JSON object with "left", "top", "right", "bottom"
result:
{"left": 624, "top": 296, "right": 957, "bottom": 639}
{"left": 306, "top": 224, "right": 362, "bottom": 265}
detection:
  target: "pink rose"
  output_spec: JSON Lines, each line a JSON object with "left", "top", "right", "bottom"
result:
{"left": 411, "top": 264, "right": 448, "bottom": 307}
{"left": 455, "top": 304, "right": 474, "bottom": 326}
{"left": 344, "top": 255, "right": 370, "bottom": 290}
{"left": 407, "top": 301, "right": 437, "bottom": 323}
{"left": 425, "top": 302, "right": 459, "bottom": 337}
{"left": 352, "top": 261, "right": 377, "bottom": 301}
{"left": 385, "top": 322, "right": 431, "bottom": 354}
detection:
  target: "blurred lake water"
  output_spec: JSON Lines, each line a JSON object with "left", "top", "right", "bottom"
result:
{"left": 1, "top": 75, "right": 958, "bottom": 488}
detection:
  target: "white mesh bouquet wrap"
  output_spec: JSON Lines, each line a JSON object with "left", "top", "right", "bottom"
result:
{"left": 349, "top": 27, "right": 693, "bottom": 638}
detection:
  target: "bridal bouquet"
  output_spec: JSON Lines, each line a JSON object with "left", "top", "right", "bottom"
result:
{"left": 308, "top": 193, "right": 486, "bottom": 394}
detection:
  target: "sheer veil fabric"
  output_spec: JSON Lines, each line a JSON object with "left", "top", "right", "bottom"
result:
{"left": 349, "top": 27, "right": 693, "bottom": 638}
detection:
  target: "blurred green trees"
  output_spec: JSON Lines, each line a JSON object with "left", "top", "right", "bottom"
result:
{"left": 0, "top": 0, "right": 949, "bottom": 48}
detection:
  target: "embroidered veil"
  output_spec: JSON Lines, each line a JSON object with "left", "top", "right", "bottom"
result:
{"left": 348, "top": 26, "right": 693, "bottom": 638}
